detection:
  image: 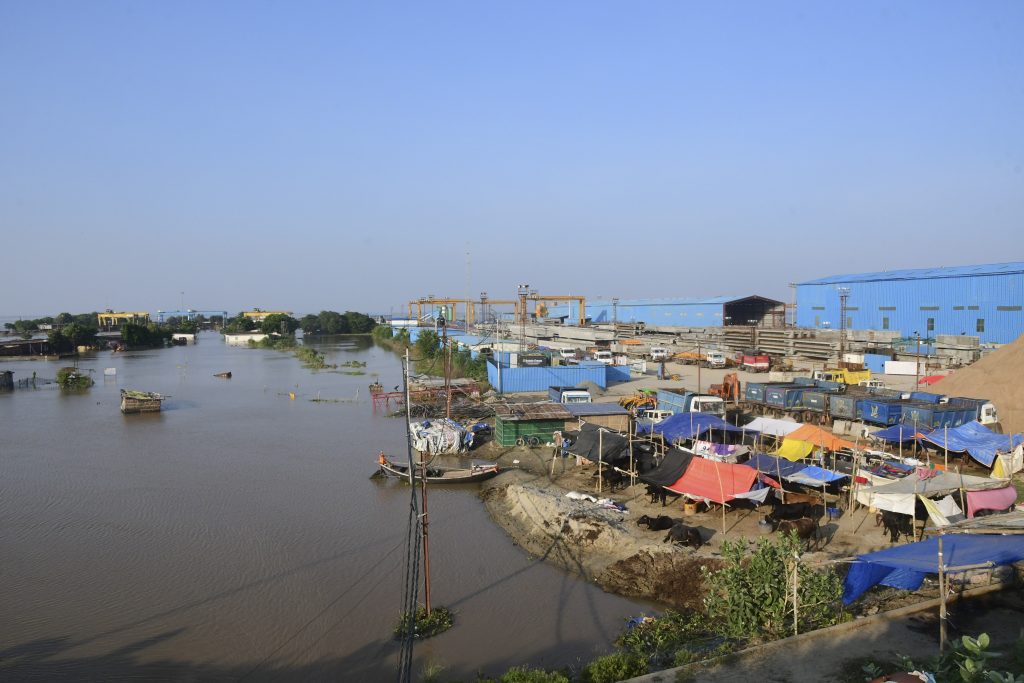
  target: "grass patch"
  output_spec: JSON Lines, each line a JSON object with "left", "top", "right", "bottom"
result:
{"left": 394, "top": 606, "right": 453, "bottom": 640}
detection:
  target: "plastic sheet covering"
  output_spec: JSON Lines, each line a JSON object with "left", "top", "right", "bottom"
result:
{"left": 743, "top": 417, "right": 803, "bottom": 438}
{"left": 410, "top": 418, "right": 470, "bottom": 454}
{"left": 639, "top": 448, "right": 695, "bottom": 488}
{"left": 784, "top": 424, "right": 855, "bottom": 452}
{"left": 871, "top": 423, "right": 926, "bottom": 443}
{"left": 568, "top": 422, "right": 629, "bottom": 465}
{"left": 776, "top": 439, "right": 815, "bottom": 461}
{"left": 965, "top": 486, "right": 1017, "bottom": 518}
{"left": 665, "top": 457, "right": 757, "bottom": 504}
{"left": 918, "top": 495, "right": 963, "bottom": 527}
{"left": 856, "top": 471, "right": 1003, "bottom": 515}
{"left": 843, "top": 535, "right": 1024, "bottom": 604}
{"left": 783, "top": 465, "right": 849, "bottom": 488}
{"left": 648, "top": 412, "right": 748, "bottom": 443}
{"left": 918, "top": 422, "right": 1024, "bottom": 468}
{"left": 992, "top": 445, "right": 1024, "bottom": 478}
{"left": 744, "top": 453, "right": 807, "bottom": 479}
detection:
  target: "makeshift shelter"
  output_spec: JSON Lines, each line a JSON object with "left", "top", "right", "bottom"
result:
{"left": 646, "top": 412, "right": 749, "bottom": 444}
{"left": 744, "top": 417, "right": 803, "bottom": 438}
{"left": 843, "top": 534, "right": 1024, "bottom": 604}
{"left": 917, "top": 422, "right": 1024, "bottom": 468}
{"left": 665, "top": 456, "right": 758, "bottom": 505}
{"left": 856, "top": 470, "right": 1009, "bottom": 516}
{"left": 568, "top": 422, "right": 629, "bottom": 465}
{"left": 742, "top": 454, "right": 848, "bottom": 489}
{"left": 410, "top": 418, "right": 470, "bottom": 454}
{"left": 870, "top": 423, "right": 923, "bottom": 443}
{"left": 639, "top": 448, "right": 695, "bottom": 488}
{"left": 775, "top": 424, "right": 855, "bottom": 461}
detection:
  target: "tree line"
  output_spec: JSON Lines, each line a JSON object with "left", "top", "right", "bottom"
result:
{"left": 222, "top": 310, "right": 377, "bottom": 336}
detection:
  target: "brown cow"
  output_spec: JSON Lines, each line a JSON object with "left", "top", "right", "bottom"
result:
{"left": 772, "top": 517, "right": 819, "bottom": 550}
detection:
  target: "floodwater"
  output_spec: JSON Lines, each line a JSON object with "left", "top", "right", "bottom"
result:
{"left": 0, "top": 332, "right": 648, "bottom": 681}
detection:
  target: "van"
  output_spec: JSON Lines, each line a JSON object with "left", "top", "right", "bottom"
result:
{"left": 638, "top": 409, "right": 674, "bottom": 423}
{"left": 593, "top": 351, "right": 613, "bottom": 365}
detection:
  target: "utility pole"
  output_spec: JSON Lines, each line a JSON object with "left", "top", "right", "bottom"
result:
{"left": 440, "top": 313, "right": 451, "bottom": 419}
{"left": 420, "top": 459, "right": 431, "bottom": 617}
{"left": 697, "top": 339, "right": 702, "bottom": 393}
{"left": 915, "top": 331, "right": 921, "bottom": 388}
{"left": 838, "top": 287, "right": 850, "bottom": 366}
{"left": 517, "top": 284, "right": 530, "bottom": 353}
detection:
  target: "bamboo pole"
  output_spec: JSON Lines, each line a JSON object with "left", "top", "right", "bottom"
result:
{"left": 944, "top": 425, "right": 949, "bottom": 471}
{"left": 598, "top": 429, "right": 603, "bottom": 494}
{"left": 792, "top": 559, "right": 800, "bottom": 636}
{"left": 714, "top": 458, "right": 727, "bottom": 537}
{"left": 938, "top": 533, "right": 946, "bottom": 652}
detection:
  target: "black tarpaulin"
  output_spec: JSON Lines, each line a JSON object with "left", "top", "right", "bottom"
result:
{"left": 639, "top": 448, "right": 695, "bottom": 487}
{"left": 568, "top": 422, "right": 628, "bottom": 465}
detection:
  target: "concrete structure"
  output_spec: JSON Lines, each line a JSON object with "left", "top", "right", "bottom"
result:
{"left": 549, "top": 295, "right": 786, "bottom": 329}
{"left": 224, "top": 332, "right": 269, "bottom": 346}
{"left": 796, "top": 262, "right": 1024, "bottom": 344}
{"left": 154, "top": 309, "right": 228, "bottom": 323}
{"left": 241, "top": 309, "right": 292, "bottom": 323}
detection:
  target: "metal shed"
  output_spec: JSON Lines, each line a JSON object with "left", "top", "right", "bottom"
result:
{"left": 796, "top": 262, "right": 1024, "bottom": 344}
{"left": 549, "top": 295, "right": 785, "bottom": 328}
{"left": 562, "top": 403, "right": 631, "bottom": 432}
{"left": 493, "top": 403, "right": 573, "bottom": 447}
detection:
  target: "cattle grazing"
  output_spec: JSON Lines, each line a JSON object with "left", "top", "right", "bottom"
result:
{"left": 593, "top": 468, "right": 625, "bottom": 491}
{"left": 771, "top": 517, "right": 819, "bottom": 550}
{"left": 663, "top": 523, "right": 703, "bottom": 549}
{"left": 636, "top": 514, "right": 682, "bottom": 531}
{"left": 644, "top": 483, "right": 682, "bottom": 507}
{"left": 876, "top": 510, "right": 914, "bottom": 543}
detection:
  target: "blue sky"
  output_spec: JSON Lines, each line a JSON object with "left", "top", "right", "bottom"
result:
{"left": 2, "top": 1, "right": 1022, "bottom": 317}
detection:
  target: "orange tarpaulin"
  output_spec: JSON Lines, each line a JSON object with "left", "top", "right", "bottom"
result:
{"left": 784, "top": 424, "right": 855, "bottom": 452}
{"left": 665, "top": 457, "right": 758, "bottom": 504}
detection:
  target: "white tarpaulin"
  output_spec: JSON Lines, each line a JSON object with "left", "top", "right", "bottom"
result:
{"left": 409, "top": 419, "right": 470, "bottom": 454}
{"left": 856, "top": 470, "right": 1004, "bottom": 515}
{"left": 744, "top": 417, "right": 802, "bottom": 438}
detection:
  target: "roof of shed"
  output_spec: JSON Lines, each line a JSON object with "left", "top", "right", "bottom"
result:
{"left": 798, "top": 262, "right": 1024, "bottom": 286}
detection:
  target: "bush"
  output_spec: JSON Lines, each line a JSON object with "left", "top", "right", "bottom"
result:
{"left": 56, "top": 367, "right": 93, "bottom": 389}
{"left": 580, "top": 652, "right": 648, "bottom": 683}
{"left": 616, "top": 610, "right": 715, "bottom": 668}
{"left": 393, "top": 606, "right": 453, "bottom": 640}
{"left": 496, "top": 666, "right": 570, "bottom": 683}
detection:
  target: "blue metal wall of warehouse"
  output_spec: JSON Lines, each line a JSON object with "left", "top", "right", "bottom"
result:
{"left": 796, "top": 263, "right": 1024, "bottom": 344}
{"left": 486, "top": 361, "right": 608, "bottom": 393}
{"left": 548, "top": 297, "right": 732, "bottom": 327}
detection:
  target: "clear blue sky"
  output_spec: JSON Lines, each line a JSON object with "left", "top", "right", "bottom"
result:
{"left": 2, "top": 1, "right": 1022, "bottom": 317}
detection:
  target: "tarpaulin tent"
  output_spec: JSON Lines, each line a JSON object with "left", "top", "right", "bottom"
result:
{"left": 744, "top": 453, "right": 808, "bottom": 479}
{"left": 783, "top": 465, "right": 849, "bottom": 488}
{"left": 410, "top": 419, "right": 470, "bottom": 454}
{"left": 917, "top": 422, "right": 1024, "bottom": 468}
{"left": 965, "top": 486, "right": 1017, "bottom": 517}
{"left": 843, "top": 535, "right": 1024, "bottom": 604}
{"left": 856, "top": 470, "right": 1006, "bottom": 515}
{"left": 639, "top": 448, "right": 695, "bottom": 488}
{"left": 568, "top": 422, "right": 628, "bottom": 464}
{"left": 775, "top": 425, "right": 855, "bottom": 461}
{"left": 871, "top": 424, "right": 926, "bottom": 443}
{"left": 648, "top": 412, "right": 749, "bottom": 443}
{"left": 744, "top": 417, "right": 803, "bottom": 438}
{"left": 665, "top": 456, "right": 757, "bottom": 504}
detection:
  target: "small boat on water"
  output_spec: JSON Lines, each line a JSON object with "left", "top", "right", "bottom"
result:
{"left": 120, "top": 389, "right": 165, "bottom": 414}
{"left": 214, "top": 371, "right": 232, "bottom": 379}
{"left": 376, "top": 452, "right": 500, "bottom": 484}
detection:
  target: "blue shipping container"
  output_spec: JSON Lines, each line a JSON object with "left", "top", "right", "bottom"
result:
{"left": 745, "top": 382, "right": 800, "bottom": 404}
{"left": 829, "top": 394, "right": 862, "bottom": 420}
{"left": 900, "top": 403, "right": 976, "bottom": 429}
{"left": 765, "top": 385, "right": 809, "bottom": 409}
{"left": 801, "top": 390, "right": 830, "bottom": 413}
{"left": 486, "top": 361, "right": 607, "bottom": 394}
{"left": 860, "top": 399, "right": 923, "bottom": 426}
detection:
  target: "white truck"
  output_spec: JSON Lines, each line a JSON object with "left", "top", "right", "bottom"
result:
{"left": 705, "top": 350, "right": 727, "bottom": 369}
{"left": 593, "top": 350, "right": 614, "bottom": 365}
{"left": 649, "top": 347, "right": 669, "bottom": 361}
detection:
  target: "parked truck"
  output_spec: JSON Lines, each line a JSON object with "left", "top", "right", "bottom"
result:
{"left": 548, "top": 386, "right": 592, "bottom": 404}
{"left": 740, "top": 351, "right": 771, "bottom": 373}
{"left": 813, "top": 368, "right": 872, "bottom": 385}
{"left": 656, "top": 388, "right": 726, "bottom": 417}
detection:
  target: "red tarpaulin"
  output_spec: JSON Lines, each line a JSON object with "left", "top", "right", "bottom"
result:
{"left": 666, "top": 457, "right": 758, "bottom": 504}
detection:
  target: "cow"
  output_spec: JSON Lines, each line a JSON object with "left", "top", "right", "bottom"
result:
{"left": 974, "top": 505, "right": 1015, "bottom": 517}
{"left": 771, "top": 517, "right": 819, "bottom": 550}
{"left": 644, "top": 483, "right": 682, "bottom": 507}
{"left": 775, "top": 491, "right": 822, "bottom": 506}
{"left": 876, "top": 510, "right": 914, "bottom": 543}
{"left": 663, "top": 523, "right": 703, "bottom": 549}
{"left": 766, "top": 502, "right": 815, "bottom": 523}
{"left": 593, "top": 468, "right": 625, "bottom": 491}
{"left": 636, "top": 514, "right": 681, "bottom": 531}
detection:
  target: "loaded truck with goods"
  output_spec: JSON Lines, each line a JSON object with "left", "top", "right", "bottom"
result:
{"left": 656, "top": 387, "right": 726, "bottom": 417}
{"left": 673, "top": 349, "right": 728, "bottom": 368}
{"left": 739, "top": 350, "right": 771, "bottom": 373}
{"left": 548, "top": 386, "right": 592, "bottom": 404}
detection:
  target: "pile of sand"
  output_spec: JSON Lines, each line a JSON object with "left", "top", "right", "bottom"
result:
{"left": 935, "top": 334, "right": 1024, "bottom": 434}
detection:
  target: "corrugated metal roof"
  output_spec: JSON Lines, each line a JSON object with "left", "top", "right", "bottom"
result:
{"left": 588, "top": 295, "right": 743, "bottom": 307}
{"left": 798, "top": 262, "right": 1024, "bottom": 285}
{"left": 493, "top": 402, "right": 573, "bottom": 421}
{"left": 563, "top": 403, "right": 630, "bottom": 416}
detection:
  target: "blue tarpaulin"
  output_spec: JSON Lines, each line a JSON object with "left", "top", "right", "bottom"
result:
{"left": 918, "top": 422, "right": 1023, "bottom": 468}
{"left": 643, "top": 412, "right": 748, "bottom": 442}
{"left": 843, "top": 535, "right": 1024, "bottom": 604}
{"left": 871, "top": 423, "right": 927, "bottom": 443}
{"left": 784, "top": 465, "right": 849, "bottom": 488}
{"left": 744, "top": 453, "right": 807, "bottom": 479}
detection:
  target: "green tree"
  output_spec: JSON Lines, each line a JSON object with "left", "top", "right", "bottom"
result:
{"left": 223, "top": 313, "right": 257, "bottom": 333}
{"left": 260, "top": 313, "right": 299, "bottom": 335}
{"left": 48, "top": 330, "right": 72, "bottom": 353}
{"left": 414, "top": 329, "right": 441, "bottom": 359}
{"left": 319, "top": 310, "right": 348, "bottom": 334}
{"left": 55, "top": 312, "right": 74, "bottom": 326}
{"left": 63, "top": 323, "right": 98, "bottom": 348}
{"left": 344, "top": 311, "right": 376, "bottom": 333}
{"left": 300, "top": 314, "right": 321, "bottom": 335}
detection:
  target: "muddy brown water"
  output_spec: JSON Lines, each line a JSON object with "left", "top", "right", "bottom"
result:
{"left": 0, "top": 333, "right": 650, "bottom": 681}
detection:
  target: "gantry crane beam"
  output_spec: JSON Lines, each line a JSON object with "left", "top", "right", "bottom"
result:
{"left": 408, "top": 297, "right": 520, "bottom": 327}
{"left": 523, "top": 295, "right": 587, "bottom": 327}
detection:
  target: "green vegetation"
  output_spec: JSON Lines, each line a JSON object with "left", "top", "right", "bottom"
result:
{"left": 222, "top": 313, "right": 258, "bottom": 333}
{"left": 121, "top": 323, "right": 172, "bottom": 349}
{"left": 393, "top": 606, "right": 453, "bottom": 640}
{"left": 56, "top": 366, "right": 94, "bottom": 389}
{"left": 48, "top": 322, "right": 99, "bottom": 352}
{"left": 409, "top": 328, "right": 489, "bottom": 384}
{"left": 300, "top": 310, "right": 377, "bottom": 335}
{"left": 248, "top": 336, "right": 297, "bottom": 350}
{"left": 702, "top": 533, "right": 845, "bottom": 641}
{"left": 293, "top": 347, "right": 334, "bottom": 370}
{"left": 858, "top": 633, "right": 1024, "bottom": 683}
{"left": 260, "top": 313, "right": 300, "bottom": 335}
{"left": 480, "top": 667, "right": 571, "bottom": 683}
{"left": 579, "top": 653, "right": 648, "bottom": 683}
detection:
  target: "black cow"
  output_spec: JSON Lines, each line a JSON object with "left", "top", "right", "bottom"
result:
{"left": 772, "top": 517, "right": 819, "bottom": 550}
{"left": 636, "top": 514, "right": 681, "bottom": 531}
{"left": 876, "top": 510, "right": 914, "bottom": 543}
{"left": 766, "top": 502, "right": 814, "bottom": 522}
{"left": 593, "top": 468, "right": 625, "bottom": 491}
{"left": 974, "top": 505, "right": 1014, "bottom": 517}
{"left": 663, "top": 523, "right": 703, "bottom": 549}
{"left": 644, "top": 484, "right": 682, "bottom": 507}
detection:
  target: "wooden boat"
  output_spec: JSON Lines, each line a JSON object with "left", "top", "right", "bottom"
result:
{"left": 214, "top": 371, "right": 232, "bottom": 379}
{"left": 120, "top": 389, "right": 165, "bottom": 414}
{"left": 376, "top": 453, "right": 500, "bottom": 484}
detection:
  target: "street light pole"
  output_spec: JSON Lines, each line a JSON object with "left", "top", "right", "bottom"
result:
{"left": 914, "top": 331, "right": 921, "bottom": 388}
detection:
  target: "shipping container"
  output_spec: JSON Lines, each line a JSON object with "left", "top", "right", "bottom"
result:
{"left": 801, "top": 390, "right": 832, "bottom": 413}
{"left": 813, "top": 379, "right": 845, "bottom": 393}
{"left": 486, "top": 361, "right": 607, "bottom": 394}
{"left": 829, "top": 394, "right": 863, "bottom": 420}
{"left": 793, "top": 377, "right": 816, "bottom": 386}
{"left": 859, "top": 399, "right": 929, "bottom": 426}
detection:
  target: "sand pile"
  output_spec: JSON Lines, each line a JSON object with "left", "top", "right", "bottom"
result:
{"left": 935, "top": 334, "right": 1024, "bottom": 434}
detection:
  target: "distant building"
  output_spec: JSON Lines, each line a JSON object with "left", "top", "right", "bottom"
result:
{"left": 242, "top": 309, "right": 292, "bottom": 323}
{"left": 550, "top": 295, "right": 786, "bottom": 328}
{"left": 796, "top": 262, "right": 1024, "bottom": 344}
{"left": 97, "top": 311, "right": 150, "bottom": 331}
{"left": 153, "top": 309, "right": 228, "bottom": 323}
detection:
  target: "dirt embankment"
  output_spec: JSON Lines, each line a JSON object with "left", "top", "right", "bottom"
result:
{"left": 935, "top": 333, "right": 1024, "bottom": 434}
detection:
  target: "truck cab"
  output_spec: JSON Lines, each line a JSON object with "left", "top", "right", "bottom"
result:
{"left": 689, "top": 394, "right": 726, "bottom": 416}
{"left": 705, "top": 351, "right": 726, "bottom": 368}
{"left": 593, "top": 350, "right": 614, "bottom": 365}
{"left": 637, "top": 408, "right": 674, "bottom": 423}
{"left": 857, "top": 379, "right": 887, "bottom": 390}
{"left": 649, "top": 347, "right": 669, "bottom": 361}
{"left": 558, "top": 348, "right": 577, "bottom": 360}
{"left": 814, "top": 368, "right": 871, "bottom": 385}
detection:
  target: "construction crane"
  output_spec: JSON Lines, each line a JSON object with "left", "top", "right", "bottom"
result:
{"left": 522, "top": 294, "right": 587, "bottom": 327}
{"left": 407, "top": 296, "right": 519, "bottom": 327}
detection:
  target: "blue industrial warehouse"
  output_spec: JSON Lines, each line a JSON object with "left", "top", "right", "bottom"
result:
{"left": 550, "top": 295, "right": 785, "bottom": 328}
{"left": 796, "top": 262, "right": 1024, "bottom": 344}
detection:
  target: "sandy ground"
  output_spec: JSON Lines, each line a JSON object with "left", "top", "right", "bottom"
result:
{"left": 476, "top": 438, "right": 901, "bottom": 610}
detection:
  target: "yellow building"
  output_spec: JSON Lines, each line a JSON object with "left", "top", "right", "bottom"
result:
{"left": 97, "top": 311, "right": 150, "bottom": 330}
{"left": 242, "top": 308, "right": 293, "bottom": 323}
